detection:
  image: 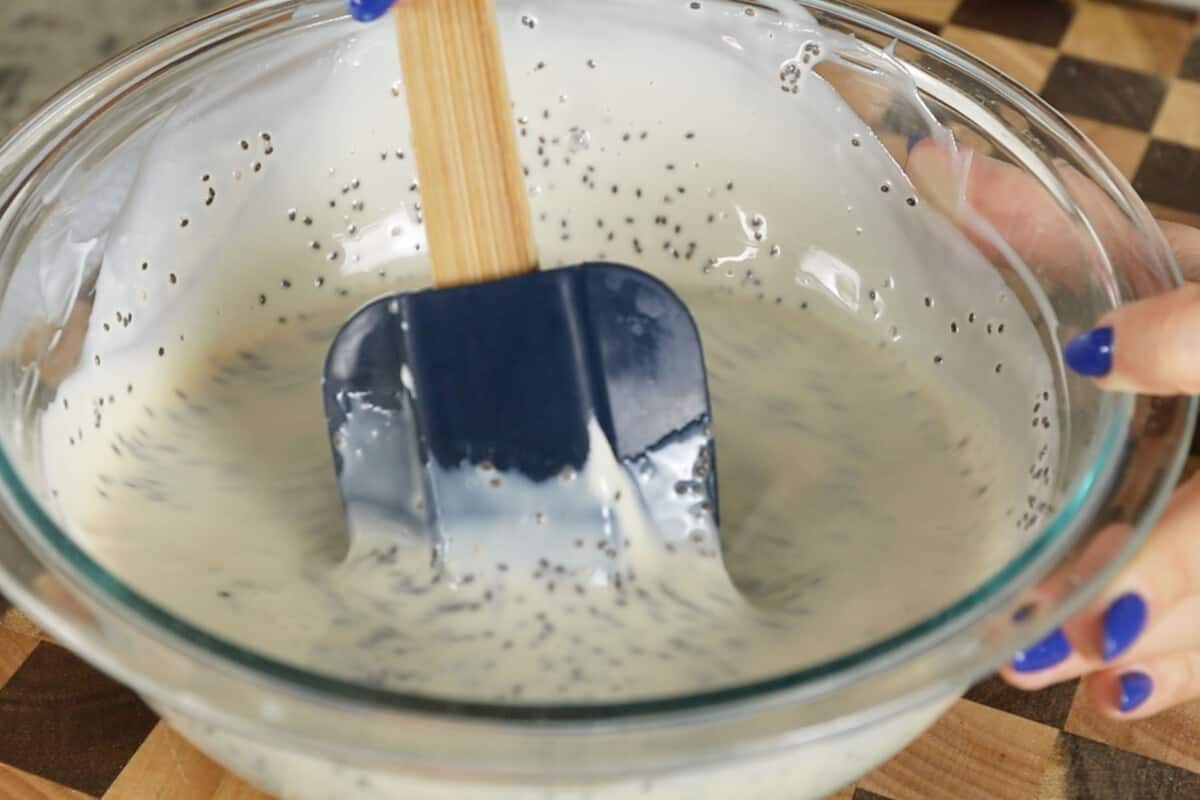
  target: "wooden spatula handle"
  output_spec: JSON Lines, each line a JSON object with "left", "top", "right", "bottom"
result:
{"left": 394, "top": 0, "right": 539, "bottom": 288}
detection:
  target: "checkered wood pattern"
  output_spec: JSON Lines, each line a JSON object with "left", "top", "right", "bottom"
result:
{"left": 1, "top": 1, "right": 1200, "bottom": 798}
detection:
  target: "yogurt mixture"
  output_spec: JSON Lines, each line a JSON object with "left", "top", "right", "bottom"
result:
{"left": 22, "top": 0, "right": 1059, "bottom": 709}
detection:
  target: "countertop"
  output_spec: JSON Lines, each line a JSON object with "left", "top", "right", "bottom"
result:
{"left": 2, "top": 1, "right": 1200, "bottom": 798}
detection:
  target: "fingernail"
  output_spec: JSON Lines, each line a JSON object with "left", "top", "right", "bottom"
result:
{"left": 1118, "top": 671, "right": 1153, "bottom": 713}
{"left": 906, "top": 132, "right": 927, "bottom": 154}
{"left": 1103, "top": 592, "right": 1147, "bottom": 661}
{"left": 1064, "top": 326, "right": 1114, "bottom": 377}
{"left": 348, "top": 0, "right": 396, "bottom": 22}
{"left": 1012, "top": 602, "right": 1037, "bottom": 623}
{"left": 1012, "top": 628, "right": 1071, "bottom": 673}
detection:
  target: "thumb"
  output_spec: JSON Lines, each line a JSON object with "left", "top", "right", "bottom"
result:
{"left": 1066, "top": 223, "right": 1200, "bottom": 394}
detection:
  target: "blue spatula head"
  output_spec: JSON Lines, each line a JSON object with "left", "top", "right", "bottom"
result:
{"left": 323, "top": 263, "right": 718, "bottom": 570}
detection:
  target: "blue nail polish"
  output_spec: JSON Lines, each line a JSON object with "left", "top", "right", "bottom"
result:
{"left": 906, "top": 133, "right": 927, "bottom": 154}
{"left": 1119, "top": 671, "right": 1153, "bottom": 713}
{"left": 1103, "top": 592, "right": 1147, "bottom": 661}
{"left": 1012, "top": 628, "right": 1071, "bottom": 673}
{"left": 348, "top": 0, "right": 396, "bottom": 22}
{"left": 1064, "top": 326, "right": 1114, "bottom": 377}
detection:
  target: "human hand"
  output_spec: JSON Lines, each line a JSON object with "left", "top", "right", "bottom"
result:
{"left": 1002, "top": 219, "right": 1200, "bottom": 719}
{"left": 906, "top": 137, "right": 1200, "bottom": 719}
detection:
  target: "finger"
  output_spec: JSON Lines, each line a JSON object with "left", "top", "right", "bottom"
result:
{"left": 1161, "top": 220, "right": 1200, "bottom": 283}
{"left": 1000, "top": 476, "right": 1200, "bottom": 689}
{"left": 1002, "top": 592, "right": 1200, "bottom": 691}
{"left": 1085, "top": 651, "right": 1200, "bottom": 720}
{"left": 1062, "top": 270, "right": 1200, "bottom": 393}
{"left": 906, "top": 139, "right": 1088, "bottom": 281}
{"left": 905, "top": 139, "right": 1155, "bottom": 293}
{"left": 1002, "top": 628, "right": 1090, "bottom": 689}
{"left": 1093, "top": 495, "right": 1200, "bottom": 659}
{"left": 1061, "top": 219, "right": 1200, "bottom": 389}
{"left": 996, "top": 522, "right": 1134, "bottom": 686}
{"left": 909, "top": 139, "right": 1200, "bottom": 391}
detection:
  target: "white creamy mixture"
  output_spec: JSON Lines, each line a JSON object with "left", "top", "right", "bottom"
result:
{"left": 28, "top": 0, "right": 1058, "bottom": 714}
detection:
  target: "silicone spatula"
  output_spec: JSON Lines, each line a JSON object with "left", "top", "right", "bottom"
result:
{"left": 323, "top": 0, "right": 718, "bottom": 568}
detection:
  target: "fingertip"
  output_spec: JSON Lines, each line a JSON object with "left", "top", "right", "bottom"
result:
{"left": 1085, "top": 668, "right": 1155, "bottom": 720}
{"left": 1118, "top": 671, "right": 1155, "bottom": 713}
{"left": 1064, "top": 326, "right": 1114, "bottom": 378}
{"left": 348, "top": 0, "right": 397, "bottom": 22}
{"left": 1011, "top": 627, "right": 1073, "bottom": 674}
{"left": 1102, "top": 592, "right": 1148, "bottom": 662}
{"left": 1082, "top": 284, "right": 1200, "bottom": 395}
{"left": 1000, "top": 660, "right": 1081, "bottom": 693}
{"left": 998, "top": 665, "right": 1050, "bottom": 691}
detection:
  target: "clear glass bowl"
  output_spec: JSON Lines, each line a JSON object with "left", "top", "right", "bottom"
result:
{"left": 0, "top": 1, "right": 1192, "bottom": 798}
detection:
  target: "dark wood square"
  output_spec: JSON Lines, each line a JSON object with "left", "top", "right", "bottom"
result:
{"left": 852, "top": 789, "right": 893, "bottom": 800}
{"left": 0, "top": 642, "right": 158, "bottom": 796}
{"left": 0, "top": 66, "right": 29, "bottom": 111}
{"left": 893, "top": 14, "right": 944, "bottom": 36}
{"left": 1135, "top": 139, "right": 1200, "bottom": 216}
{"left": 950, "top": 0, "right": 1075, "bottom": 47}
{"left": 1041, "top": 56, "right": 1167, "bottom": 131}
{"left": 1180, "top": 38, "right": 1200, "bottom": 82}
{"left": 966, "top": 675, "right": 1081, "bottom": 729}
{"left": 1057, "top": 731, "right": 1200, "bottom": 800}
